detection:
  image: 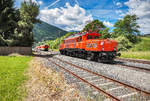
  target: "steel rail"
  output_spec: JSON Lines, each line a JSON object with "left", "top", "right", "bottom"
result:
{"left": 48, "top": 58, "right": 121, "bottom": 101}
{"left": 54, "top": 57, "right": 150, "bottom": 97}
{"left": 116, "top": 58, "right": 150, "bottom": 65}
{"left": 116, "top": 64, "right": 150, "bottom": 73}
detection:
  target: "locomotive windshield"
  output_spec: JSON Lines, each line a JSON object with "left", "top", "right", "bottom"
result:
{"left": 94, "top": 36, "right": 99, "bottom": 39}
{"left": 87, "top": 35, "right": 92, "bottom": 39}
{"left": 87, "top": 35, "right": 99, "bottom": 40}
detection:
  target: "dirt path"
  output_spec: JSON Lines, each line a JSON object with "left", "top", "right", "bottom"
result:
{"left": 24, "top": 57, "right": 88, "bottom": 101}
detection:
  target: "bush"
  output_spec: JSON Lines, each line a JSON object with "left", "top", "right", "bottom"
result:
{"left": 113, "top": 35, "right": 133, "bottom": 51}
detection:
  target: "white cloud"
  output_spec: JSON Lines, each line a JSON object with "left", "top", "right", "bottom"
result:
{"left": 125, "top": 0, "right": 150, "bottom": 34}
{"left": 118, "top": 18, "right": 123, "bottom": 20}
{"left": 116, "top": 2, "right": 122, "bottom": 7}
{"left": 40, "top": 3, "right": 93, "bottom": 31}
{"left": 103, "top": 21, "right": 113, "bottom": 27}
{"left": 120, "top": 13, "right": 126, "bottom": 17}
{"left": 115, "top": 10, "right": 122, "bottom": 14}
{"left": 38, "top": 1, "right": 43, "bottom": 5}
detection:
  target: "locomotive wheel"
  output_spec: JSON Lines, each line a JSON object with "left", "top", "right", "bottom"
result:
{"left": 63, "top": 51, "right": 66, "bottom": 55}
{"left": 72, "top": 52, "right": 76, "bottom": 57}
{"left": 60, "top": 50, "right": 64, "bottom": 55}
{"left": 81, "top": 52, "right": 86, "bottom": 59}
{"left": 83, "top": 54, "right": 87, "bottom": 59}
{"left": 69, "top": 52, "right": 72, "bottom": 56}
{"left": 87, "top": 52, "right": 94, "bottom": 61}
{"left": 97, "top": 58, "right": 103, "bottom": 63}
{"left": 75, "top": 52, "right": 79, "bottom": 57}
{"left": 65, "top": 51, "right": 68, "bottom": 55}
{"left": 66, "top": 52, "right": 69, "bottom": 56}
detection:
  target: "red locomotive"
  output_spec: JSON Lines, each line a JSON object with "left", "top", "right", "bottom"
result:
{"left": 36, "top": 45, "right": 49, "bottom": 51}
{"left": 59, "top": 32, "right": 120, "bottom": 62}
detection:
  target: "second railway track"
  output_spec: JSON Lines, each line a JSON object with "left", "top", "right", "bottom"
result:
{"left": 116, "top": 58, "right": 150, "bottom": 65}
{"left": 47, "top": 56, "right": 150, "bottom": 101}
{"left": 114, "top": 63, "right": 150, "bottom": 73}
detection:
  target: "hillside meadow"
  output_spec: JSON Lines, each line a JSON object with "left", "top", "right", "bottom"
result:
{"left": 121, "top": 37, "right": 150, "bottom": 60}
{"left": 0, "top": 56, "right": 32, "bottom": 101}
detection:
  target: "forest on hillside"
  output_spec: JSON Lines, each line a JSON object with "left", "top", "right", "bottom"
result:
{"left": 33, "top": 21, "right": 67, "bottom": 42}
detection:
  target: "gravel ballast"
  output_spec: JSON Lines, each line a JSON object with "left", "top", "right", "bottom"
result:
{"left": 54, "top": 54, "right": 150, "bottom": 92}
{"left": 36, "top": 51, "right": 150, "bottom": 100}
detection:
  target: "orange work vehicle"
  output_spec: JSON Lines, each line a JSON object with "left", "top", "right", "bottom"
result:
{"left": 59, "top": 32, "right": 120, "bottom": 62}
{"left": 36, "top": 45, "right": 49, "bottom": 51}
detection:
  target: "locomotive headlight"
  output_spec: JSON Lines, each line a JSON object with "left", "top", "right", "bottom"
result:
{"left": 102, "top": 47, "right": 104, "bottom": 51}
{"left": 114, "top": 47, "right": 117, "bottom": 51}
{"left": 100, "top": 42, "right": 104, "bottom": 45}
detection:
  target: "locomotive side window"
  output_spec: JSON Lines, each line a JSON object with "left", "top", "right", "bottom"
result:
{"left": 77, "top": 38, "right": 79, "bottom": 42}
{"left": 94, "top": 36, "right": 99, "bottom": 39}
{"left": 87, "top": 35, "right": 92, "bottom": 40}
{"left": 80, "top": 36, "right": 82, "bottom": 41}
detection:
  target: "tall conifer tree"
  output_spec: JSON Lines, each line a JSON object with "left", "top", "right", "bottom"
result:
{"left": 15, "top": 0, "right": 39, "bottom": 46}
{"left": 0, "top": 0, "right": 16, "bottom": 39}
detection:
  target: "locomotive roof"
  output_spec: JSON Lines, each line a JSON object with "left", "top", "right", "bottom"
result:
{"left": 64, "top": 32, "right": 100, "bottom": 40}
{"left": 65, "top": 32, "right": 86, "bottom": 40}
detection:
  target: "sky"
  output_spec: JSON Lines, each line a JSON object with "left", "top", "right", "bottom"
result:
{"left": 15, "top": 0, "right": 150, "bottom": 34}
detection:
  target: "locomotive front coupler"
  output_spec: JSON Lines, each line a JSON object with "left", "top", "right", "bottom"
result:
{"left": 117, "top": 53, "right": 121, "bottom": 57}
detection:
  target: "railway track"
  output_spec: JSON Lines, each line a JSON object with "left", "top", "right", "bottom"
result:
{"left": 60, "top": 51, "right": 150, "bottom": 73}
{"left": 116, "top": 58, "right": 150, "bottom": 65}
{"left": 47, "top": 57, "right": 150, "bottom": 101}
{"left": 114, "top": 63, "right": 150, "bottom": 73}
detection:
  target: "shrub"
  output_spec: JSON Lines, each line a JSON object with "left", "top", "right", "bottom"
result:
{"left": 113, "top": 35, "right": 133, "bottom": 51}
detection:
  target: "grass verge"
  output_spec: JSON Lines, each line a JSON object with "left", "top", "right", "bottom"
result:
{"left": 131, "top": 37, "right": 150, "bottom": 51}
{"left": 120, "top": 51, "right": 150, "bottom": 60}
{"left": 25, "top": 58, "right": 88, "bottom": 101}
{"left": 0, "top": 56, "right": 32, "bottom": 101}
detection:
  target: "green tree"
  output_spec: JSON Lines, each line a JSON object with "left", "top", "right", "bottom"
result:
{"left": 82, "top": 20, "right": 106, "bottom": 32}
{"left": 112, "top": 14, "right": 140, "bottom": 43}
{"left": 82, "top": 20, "right": 110, "bottom": 39}
{"left": 0, "top": 35, "right": 6, "bottom": 46}
{"left": 0, "top": 0, "right": 19, "bottom": 46}
{"left": 100, "top": 28, "right": 110, "bottom": 39}
{"left": 14, "top": 0, "right": 39, "bottom": 46}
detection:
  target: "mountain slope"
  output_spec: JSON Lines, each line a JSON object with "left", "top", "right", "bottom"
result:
{"left": 33, "top": 21, "right": 67, "bottom": 42}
